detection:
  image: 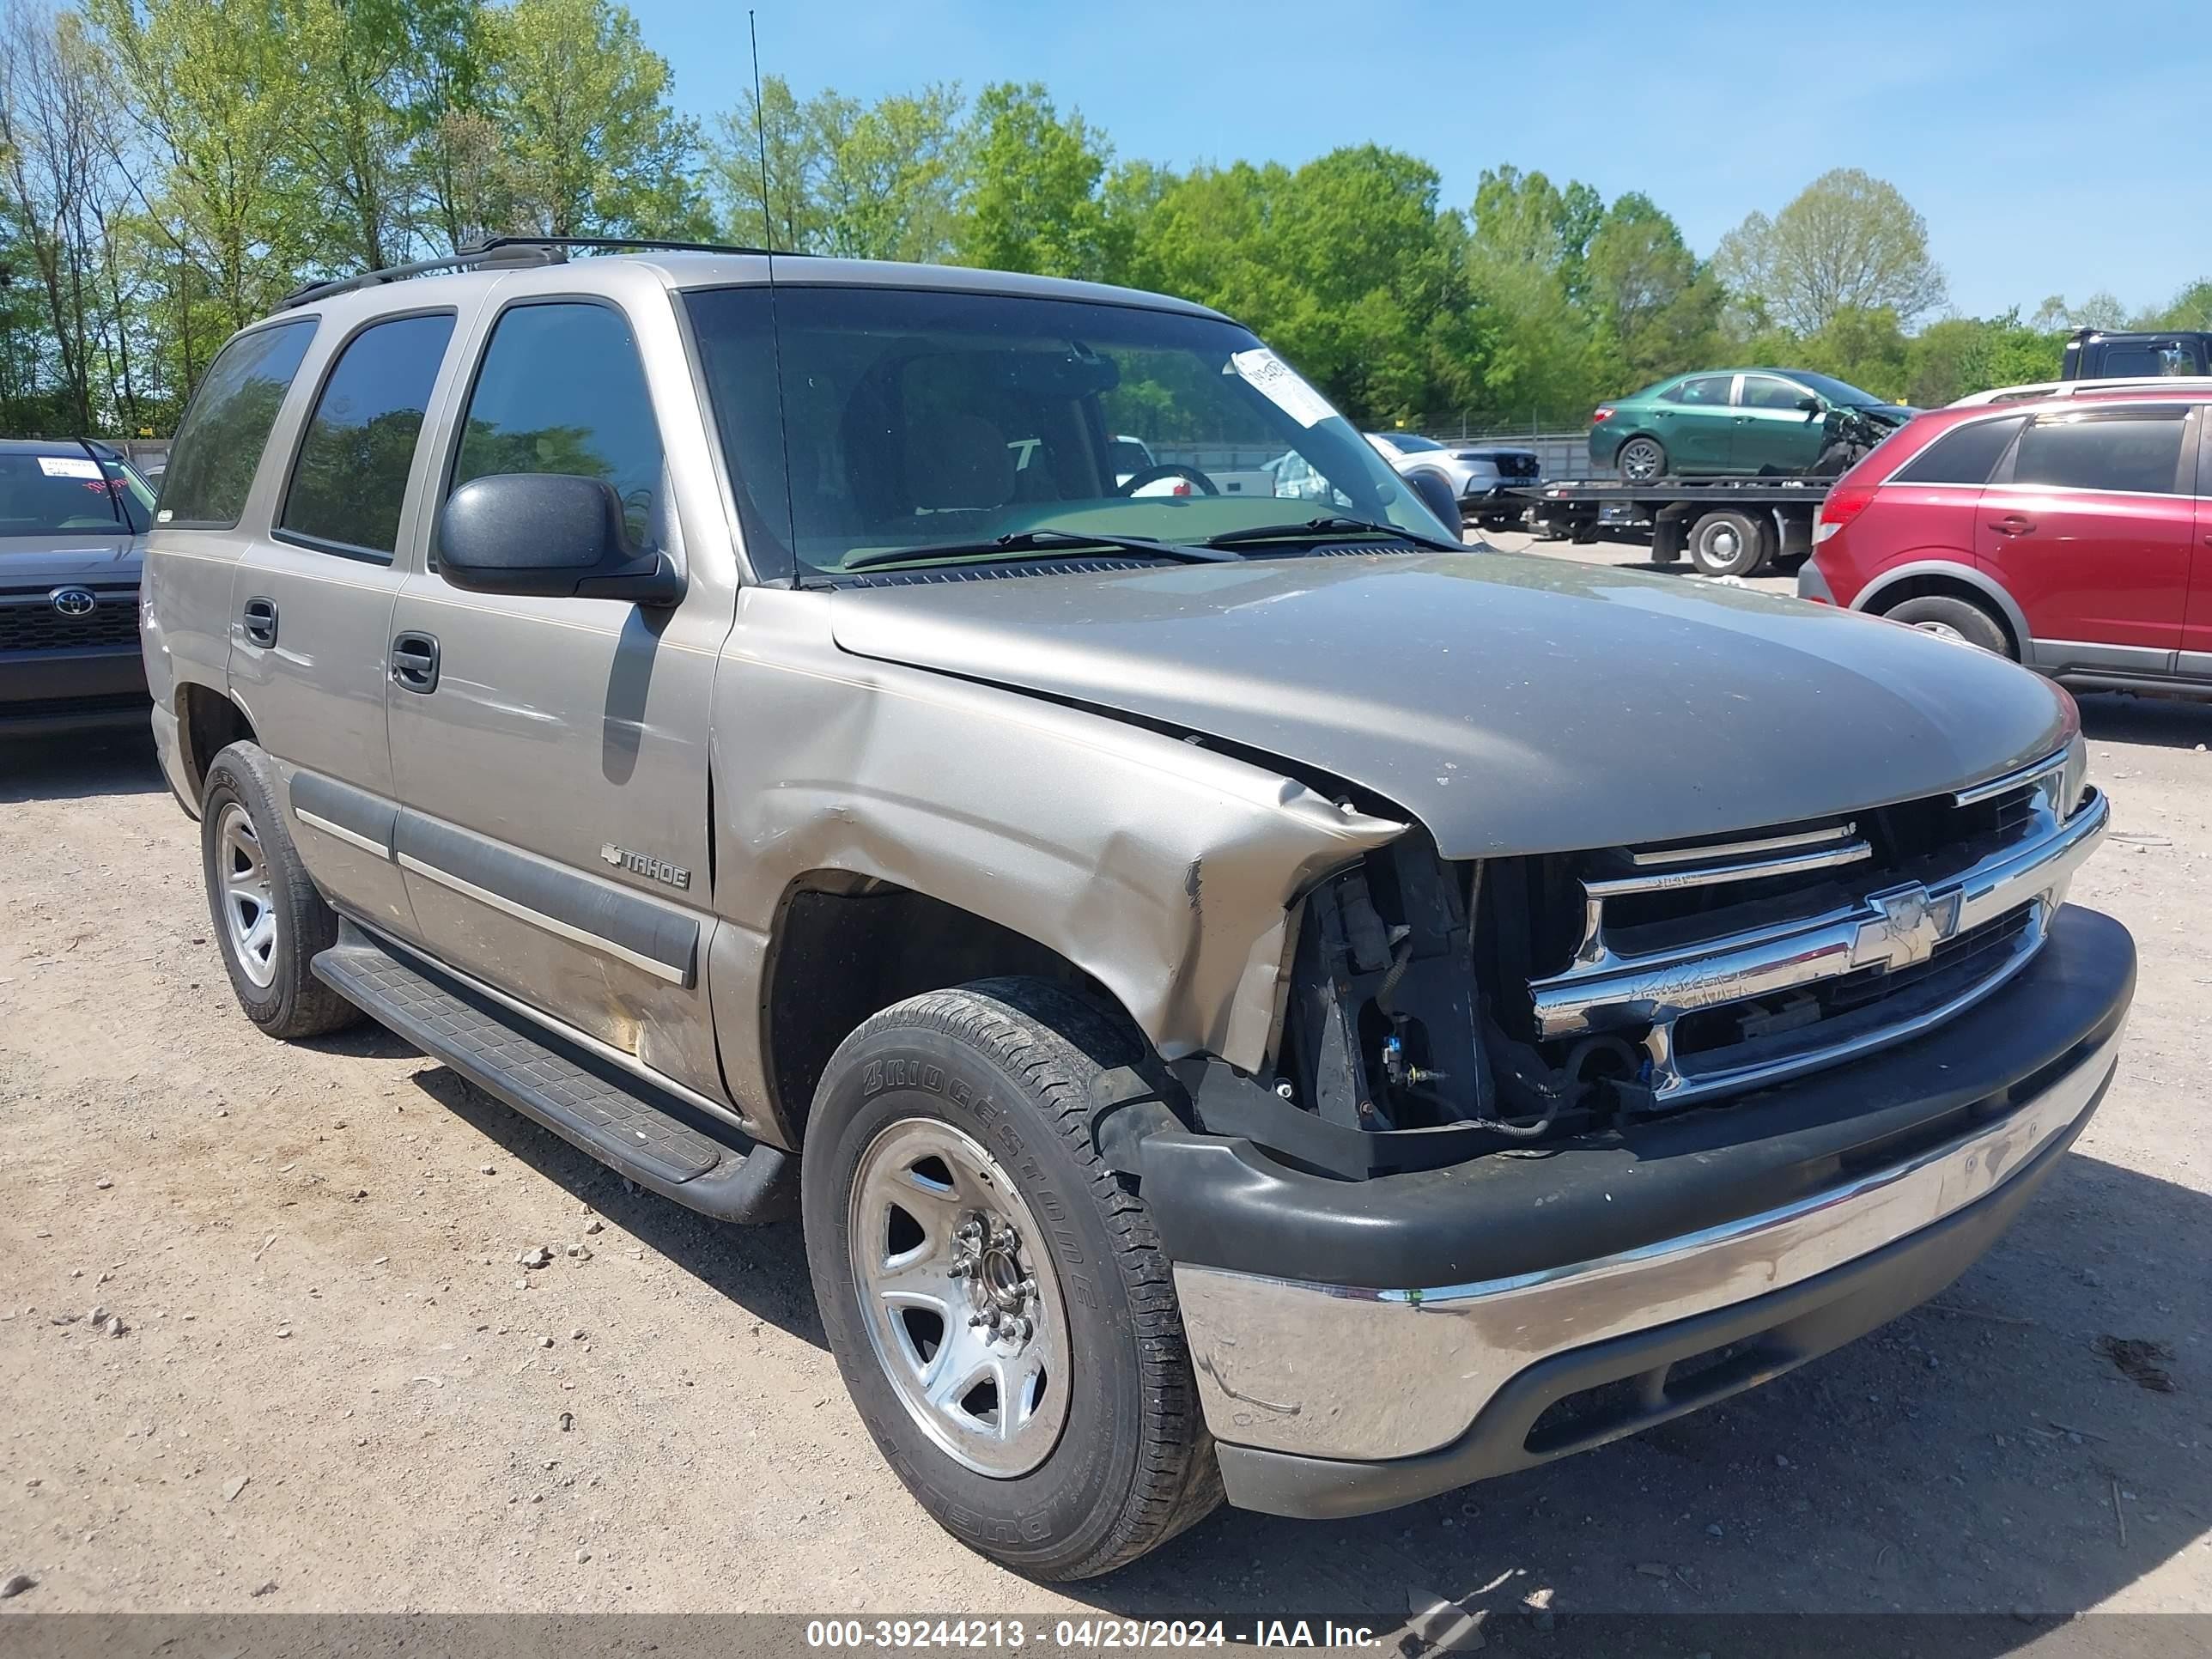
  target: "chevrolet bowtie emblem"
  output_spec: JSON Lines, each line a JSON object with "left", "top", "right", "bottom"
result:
{"left": 1853, "top": 882, "right": 1962, "bottom": 973}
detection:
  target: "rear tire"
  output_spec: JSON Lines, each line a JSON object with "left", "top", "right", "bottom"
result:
{"left": 1881, "top": 594, "right": 2013, "bottom": 657}
{"left": 199, "top": 742, "right": 362, "bottom": 1038}
{"left": 801, "top": 978, "right": 1221, "bottom": 1580}
{"left": 1686, "top": 508, "right": 1772, "bottom": 578}
{"left": 1616, "top": 435, "right": 1667, "bottom": 481}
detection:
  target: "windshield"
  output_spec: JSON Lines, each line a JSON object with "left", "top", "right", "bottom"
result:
{"left": 0, "top": 452, "right": 153, "bottom": 537}
{"left": 1789, "top": 372, "right": 1888, "bottom": 407}
{"left": 1376, "top": 432, "right": 1443, "bottom": 452}
{"left": 683, "top": 284, "right": 1448, "bottom": 579}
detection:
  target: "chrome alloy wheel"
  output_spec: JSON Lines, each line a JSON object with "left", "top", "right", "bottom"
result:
{"left": 215, "top": 800, "right": 278, "bottom": 988}
{"left": 1912, "top": 619, "right": 1969, "bottom": 643}
{"left": 848, "top": 1116, "right": 1072, "bottom": 1478}
{"left": 1698, "top": 521, "right": 1741, "bottom": 562}
{"left": 1620, "top": 440, "right": 1663, "bottom": 481}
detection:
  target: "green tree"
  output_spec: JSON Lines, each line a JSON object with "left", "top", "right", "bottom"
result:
{"left": 1715, "top": 168, "right": 1946, "bottom": 334}
{"left": 84, "top": 0, "right": 302, "bottom": 334}
{"left": 289, "top": 0, "right": 482, "bottom": 272}
{"left": 2139, "top": 278, "right": 2212, "bottom": 331}
{"left": 953, "top": 82, "right": 1109, "bottom": 280}
{"left": 705, "top": 71, "right": 819, "bottom": 252}
{"left": 1463, "top": 167, "right": 1606, "bottom": 422}
{"left": 483, "top": 0, "right": 706, "bottom": 240}
{"left": 1121, "top": 149, "right": 1474, "bottom": 428}
{"left": 1796, "top": 305, "right": 1910, "bottom": 400}
{"left": 1583, "top": 191, "right": 1719, "bottom": 384}
{"left": 708, "top": 76, "right": 966, "bottom": 263}
{"left": 1901, "top": 311, "right": 2064, "bottom": 404}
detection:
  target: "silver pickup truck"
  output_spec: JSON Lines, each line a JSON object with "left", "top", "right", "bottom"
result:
{"left": 141, "top": 240, "right": 2131, "bottom": 1580}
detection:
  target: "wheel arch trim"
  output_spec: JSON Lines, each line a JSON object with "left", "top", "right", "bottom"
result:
{"left": 1851, "top": 561, "right": 2031, "bottom": 653}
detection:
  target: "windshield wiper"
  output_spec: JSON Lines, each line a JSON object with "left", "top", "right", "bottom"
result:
{"left": 842, "top": 527, "right": 1240, "bottom": 574}
{"left": 1200, "top": 515, "right": 1463, "bottom": 552}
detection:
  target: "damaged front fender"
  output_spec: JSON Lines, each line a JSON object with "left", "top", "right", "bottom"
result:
{"left": 708, "top": 586, "right": 1407, "bottom": 1141}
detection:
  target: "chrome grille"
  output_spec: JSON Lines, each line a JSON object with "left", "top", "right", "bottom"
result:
{"left": 1528, "top": 748, "right": 2105, "bottom": 1108}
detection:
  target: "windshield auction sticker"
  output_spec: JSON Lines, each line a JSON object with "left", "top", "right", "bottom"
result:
{"left": 37, "top": 455, "right": 104, "bottom": 478}
{"left": 1229, "top": 348, "right": 1336, "bottom": 428}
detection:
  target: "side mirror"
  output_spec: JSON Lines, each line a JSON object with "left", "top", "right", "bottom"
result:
{"left": 1401, "top": 467, "right": 1465, "bottom": 540}
{"left": 438, "top": 474, "right": 683, "bottom": 605}
{"left": 1796, "top": 394, "right": 1823, "bottom": 417}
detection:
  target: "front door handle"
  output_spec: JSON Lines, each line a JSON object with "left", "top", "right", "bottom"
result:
{"left": 241, "top": 596, "right": 278, "bottom": 647}
{"left": 390, "top": 631, "right": 441, "bottom": 693}
{"left": 1989, "top": 514, "right": 2037, "bottom": 537}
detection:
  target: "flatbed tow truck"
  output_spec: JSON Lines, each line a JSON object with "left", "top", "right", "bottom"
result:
{"left": 1517, "top": 474, "right": 1836, "bottom": 579}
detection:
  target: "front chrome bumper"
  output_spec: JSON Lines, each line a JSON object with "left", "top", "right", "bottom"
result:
{"left": 1176, "top": 1016, "right": 2123, "bottom": 1468}
{"left": 1528, "top": 757, "right": 2107, "bottom": 1106}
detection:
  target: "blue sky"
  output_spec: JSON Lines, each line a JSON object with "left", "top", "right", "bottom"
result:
{"left": 631, "top": 0, "right": 2209, "bottom": 322}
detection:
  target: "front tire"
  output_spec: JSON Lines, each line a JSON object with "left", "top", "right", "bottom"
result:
{"left": 802, "top": 979, "right": 1221, "bottom": 1580}
{"left": 199, "top": 742, "right": 361, "bottom": 1039}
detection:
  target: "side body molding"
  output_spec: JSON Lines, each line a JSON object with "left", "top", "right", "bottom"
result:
{"left": 709, "top": 586, "right": 1407, "bottom": 1146}
{"left": 289, "top": 769, "right": 398, "bottom": 858}
{"left": 392, "top": 810, "right": 701, "bottom": 987}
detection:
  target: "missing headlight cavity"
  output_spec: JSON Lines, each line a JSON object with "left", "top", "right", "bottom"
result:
{"left": 1270, "top": 834, "right": 1632, "bottom": 1145}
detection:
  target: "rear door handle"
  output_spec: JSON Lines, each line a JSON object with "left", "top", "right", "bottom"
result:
{"left": 1989, "top": 514, "right": 2037, "bottom": 537}
{"left": 390, "top": 631, "right": 441, "bottom": 693}
{"left": 241, "top": 596, "right": 278, "bottom": 647}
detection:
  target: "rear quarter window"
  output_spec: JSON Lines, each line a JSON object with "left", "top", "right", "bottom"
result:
{"left": 159, "top": 320, "right": 318, "bottom": 529}
{"left": 279, "top": 312, "right": 457, "bottom": 558}
{"left": 1892, "top": 416, "right": 2024, "bottom": 485}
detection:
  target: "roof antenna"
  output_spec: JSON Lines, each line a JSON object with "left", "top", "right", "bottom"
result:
{"left": 749, "top": 9, "right": 804, "bottom": 587}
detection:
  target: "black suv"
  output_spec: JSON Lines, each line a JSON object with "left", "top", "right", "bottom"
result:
{"left": 2062, "top": 328, "right": 2212, "bottom": 380}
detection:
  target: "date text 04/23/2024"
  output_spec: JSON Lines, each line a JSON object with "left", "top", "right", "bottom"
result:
{"left": 802, "top": 1619, "right": 1383, "bottom": 1649}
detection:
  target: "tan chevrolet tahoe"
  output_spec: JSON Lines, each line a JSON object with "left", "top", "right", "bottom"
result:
{"left": 141, "top": 238, "right": 2131, "bottom": 1580}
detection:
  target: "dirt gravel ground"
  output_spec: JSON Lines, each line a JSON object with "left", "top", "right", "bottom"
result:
{"left": 3, "top": 535, "right": 2210, "bottom": 1632}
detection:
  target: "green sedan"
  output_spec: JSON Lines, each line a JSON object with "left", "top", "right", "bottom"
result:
{"left": 1589, "top": 369, "right": 1914, "bottom": 480}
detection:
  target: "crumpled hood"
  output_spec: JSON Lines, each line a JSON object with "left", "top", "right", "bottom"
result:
{"left": 829, "top": 551, "right": 2074, "bottom": 859}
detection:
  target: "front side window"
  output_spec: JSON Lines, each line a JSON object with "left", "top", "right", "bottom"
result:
{"left": 159, "top": 319, "right": 318, "bottom": 528}
{"left": 106, "top": 461, "right": 155, "bottom": 532}
{"left": 1893, "top": 416, "right": 2024, "bottom": 485}
{"left": 684, "top": 284, "right": 1441, "bottom": 579}
{"left": 1740, "top": 376, "right": 1812, "bottom": 410}
{"left": 2012, "top": 411, "right": 2185, "bottom": 495}
{"left": 280, "top": 313, "right": 457, "bottom": 556}
{"left": 449, "top": 302, "right": 664, "bottom": 550}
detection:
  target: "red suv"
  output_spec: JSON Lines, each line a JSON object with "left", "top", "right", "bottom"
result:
{"left": 1801, "top": 384, "right": 2212, "bottom": 693}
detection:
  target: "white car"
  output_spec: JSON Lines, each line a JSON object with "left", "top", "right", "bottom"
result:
{"left": 1365, "top": 432, "right": 1543, "bottom": 528}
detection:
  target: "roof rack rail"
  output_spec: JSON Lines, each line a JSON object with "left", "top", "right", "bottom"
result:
{"left": 276, "top": 235, "right": 789, "bottom": 313}
{"left": 1948, "top": 375, "right": 2212, "bottom": 407}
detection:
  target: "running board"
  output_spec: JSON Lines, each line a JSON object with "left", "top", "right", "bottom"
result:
{"left": 313, "top": 925, "right": 796, "bottom": 1224}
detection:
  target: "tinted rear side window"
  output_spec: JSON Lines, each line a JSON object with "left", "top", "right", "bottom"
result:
{"left": 2096, "top": 343, "right": 2190, "bottom": 378}
{"left": 1666, "top": 375, "right": 1732, "bottom": 406}
{"left": 2012, "top": 411, "right": 2185, "bottom": 495}
{"left": 449, "top": 302, "right": 663, "bottom": 550}
{"left": 280, "top": 313, "right": 457, "bottom": 556}
{"left": 1893, "top": 416, "right": 2024, "bottom": 485}
{"left": 159, "top": 320, "right": 317, "bottom": 528}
